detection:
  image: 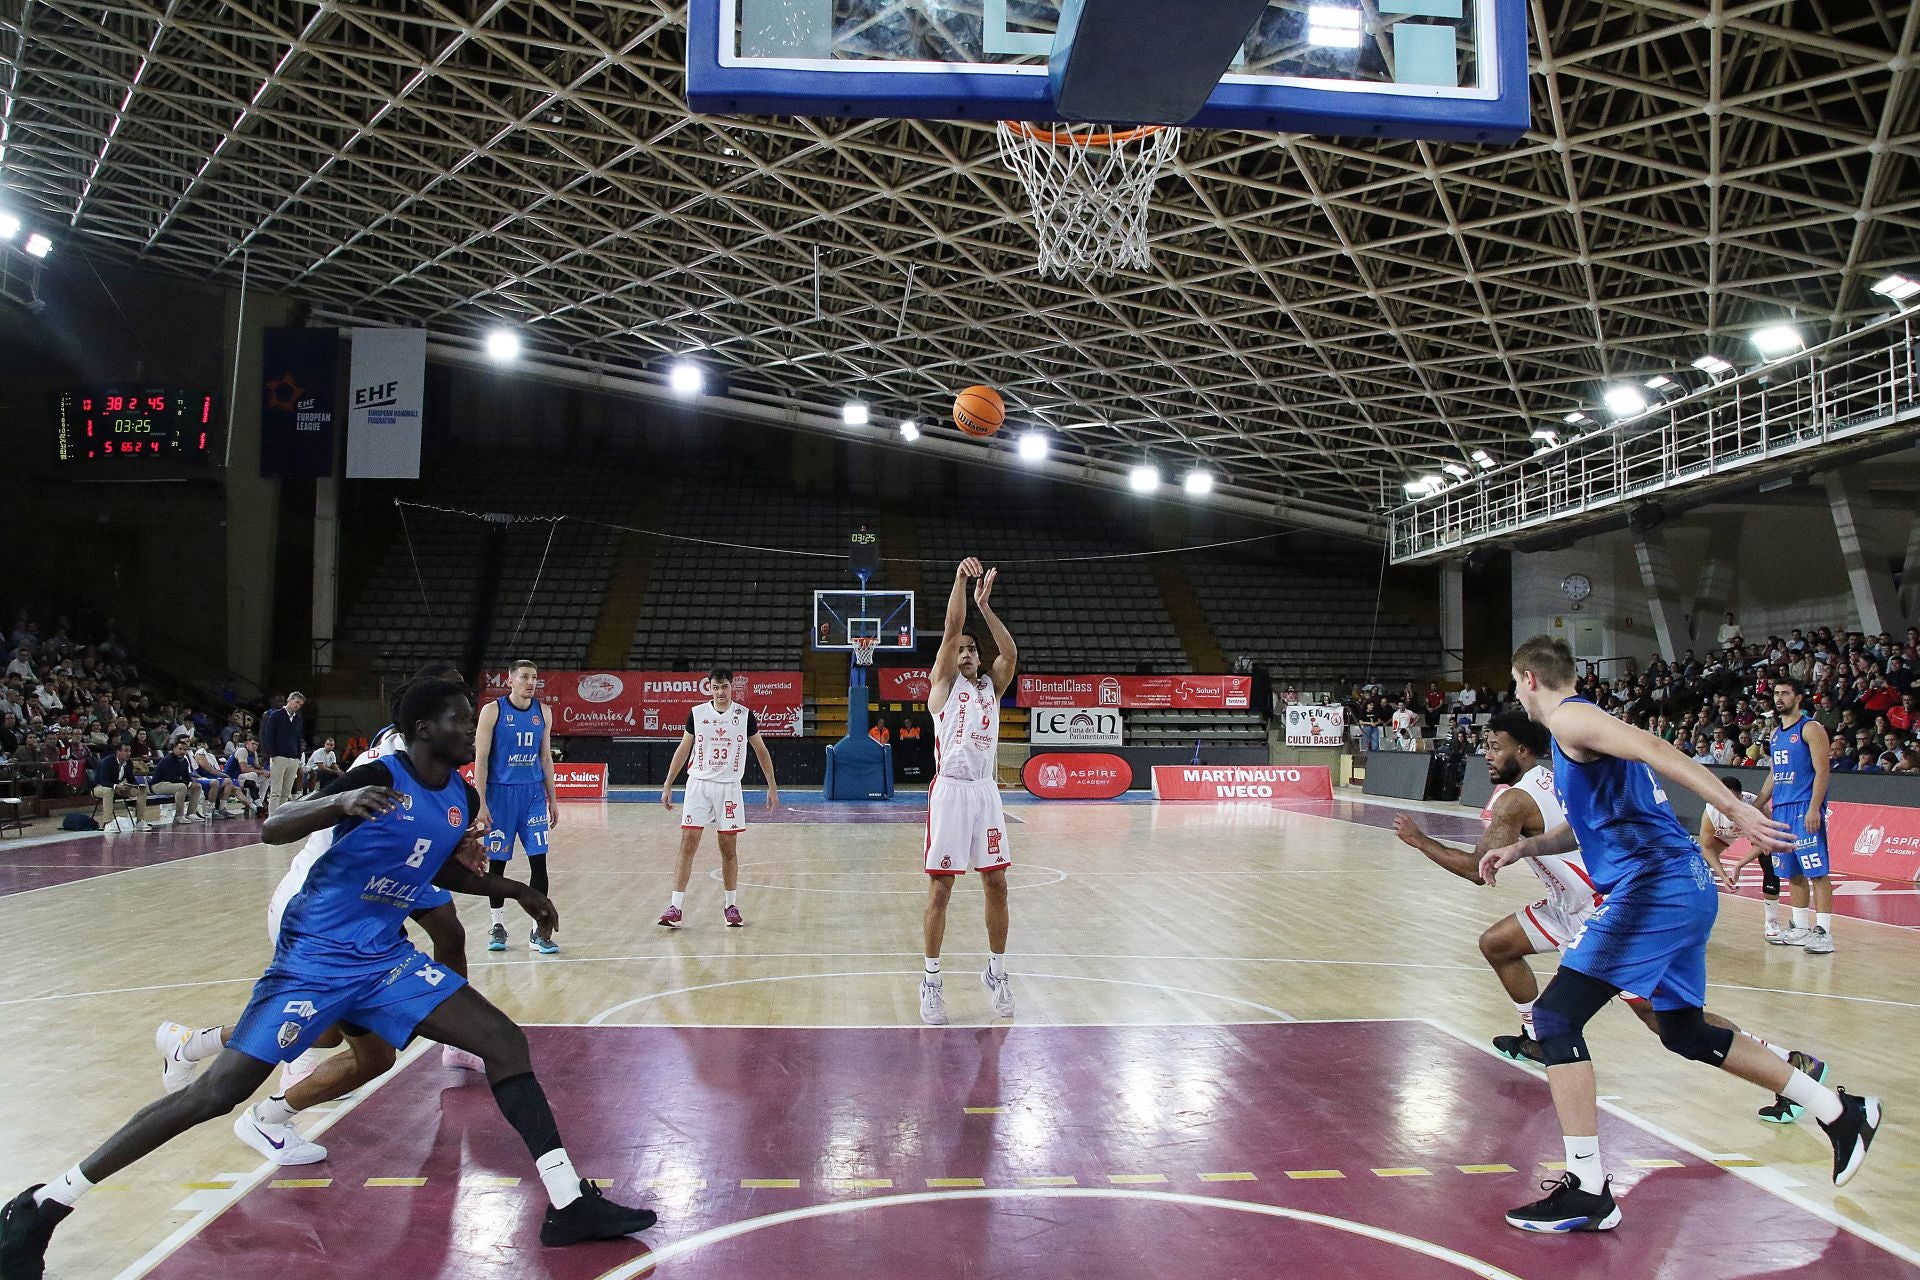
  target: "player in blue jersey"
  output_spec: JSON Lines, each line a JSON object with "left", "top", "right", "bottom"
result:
{"left": 474, "top": 659, "right": 561, "bottom": 955}
{"left": 0, "top": 680, "right": 654, "bottom": 1278}
{"left": 1479, "top": 636, "right": 1879, "bottom": 1235}
{"left": 1754, "top": 675, "right": 1836, "bottom": 953}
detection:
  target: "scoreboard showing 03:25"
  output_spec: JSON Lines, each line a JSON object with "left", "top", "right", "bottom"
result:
{"left": 56, "top": 389, "right": 216, "bottom": 464}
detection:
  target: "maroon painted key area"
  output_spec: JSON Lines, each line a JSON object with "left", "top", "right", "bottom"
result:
{"left": 144, "top": 1022, "right": 1914, "bottom": 1280}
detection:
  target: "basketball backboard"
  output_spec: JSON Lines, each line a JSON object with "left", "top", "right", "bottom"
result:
{"left": 687, "top": 0, "right": 1527, "bottom": 142}
{"left": 814, "top": 589, "right": 916, "bottom": 650}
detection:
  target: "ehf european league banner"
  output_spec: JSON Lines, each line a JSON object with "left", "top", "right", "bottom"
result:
{"left": 344, "top": 327, "right": 426, "bottom": 478}
{"left": 258, "top": 327, "right": 338, "bottom": 478}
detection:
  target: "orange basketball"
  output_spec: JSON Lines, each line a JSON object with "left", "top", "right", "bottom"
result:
{"left": 953, "top": 385, "right": 1005, "bottom": 438}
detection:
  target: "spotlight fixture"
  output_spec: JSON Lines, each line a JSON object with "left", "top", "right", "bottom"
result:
{"left": 1563, "top": 412, "right": 1588, "bottom": 426}
{"left": 898, "top": 420, "right": 920, "bottom": 442}
{"left": 1870, "top": 273, "right": 1919, "bottom": 302}
{"left": 1750, "top": 325, "right": 1803, "bottom": 358}
{"left": 842, "top": 402, "right": 870, "bottom": 426}
{"left": 1183, "top": 469, "right": 1214, "bottom": 495}
{"left": 1691, "top": 354, "right": 1733, "bottom": 377}
{"left": 668, "top": 361, "right": 705, "bottom": 395}
{"left": 1128, "top": 464, "right": 1160, "bottom": 493}
{"left": 0, "top": 212, "right": 18, "bottom": 242}
{"left": 1470, "top": 449, "right": 1495, "bottom": 470}
{"left": 483, "top": 328, "right": 520, "bottom": 362}
{"left": 1017, "top": 431, "right": 1049, "bottom": 462}
{"left": 23, "top": 232, "right": 52, "bottom": 260}
{"left": 1604, "top": 385, "right": 1648, "bottom": 417}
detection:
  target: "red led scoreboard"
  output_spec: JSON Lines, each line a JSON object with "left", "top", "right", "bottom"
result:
{"left": 57, "top": 389, "right": 215, "bottom": 464}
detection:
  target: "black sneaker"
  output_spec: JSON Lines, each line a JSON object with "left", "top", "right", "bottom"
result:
{"left": 1819, "top": 1090, "right": 1881, "bottom": 1187}
{"left": 1, "top": 1186, "right": 71, "bottom": 1280}
{"left": 1760, "top": 1049, "right": 1828, "bottom": 1123}
{"left": 1757, "top": 1098, "right": 1798, "bottom": 1124}
{"left": 539, "top": 1180, "right": 656, "bottom": 1247}
{"left": 1493, "top": 1033, "right": 1546, "bottom": 1065}
{"left": 1505, "top": 1173, "right": 1620, "bottom": 1233}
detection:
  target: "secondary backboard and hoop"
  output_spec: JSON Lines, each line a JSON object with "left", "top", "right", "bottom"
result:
{"left": 813, "top": 589, "right": 916, "bottom": 651}
{"left": 687, "top": 0, "right": 1528, "bottom": 143}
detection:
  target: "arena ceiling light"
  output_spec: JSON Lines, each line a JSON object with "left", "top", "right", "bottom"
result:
{"left": 841, "top": 401, "right": 870, "bottom": 426}
{"left": 1404, "top": 474, "right": 1442, "bottom": 497}
{"left": 1470, "top": 449, "right": 1495, "bottom": 469}
{"left": 1749, "top": 324, "right": 1804, "bottom": 358}
{"left": 1603, "top": 384, "right": 1648, "bottom": 417}
{"left": 0, "top": 212, "right": 18, "bottom": 242}
{"left": 1307, "top": 5, "right": 1363, "bottom": 48}
{"left": 23, "top": 232, "right": 52, "bottom": 259}
{"left": 1691, "top": 354, "right": 1734, "bottom": 378}
{"left": 1017, "top": 431, "right": 1049, "bottom": 462}
{"left": 1645, "top": 375, "right": 1673, "bottom": 390}
{"left": 483, "top": 327, "right": 520, "bottom": 362}
{"left": 668, "top": 360, "right": 706, "bottom": 396}
{"left": 1530, "top": 428, "right": 1559, "bottom": 443}
{"left": 898, "top": 419, "right": 920, "bottom": 442}
{"left": 1183, "top": 469, "right": 1214, "bottom": 495}
{"left": 1128, "top": 463, "right": 1161, "bottom": 493}
{"left": 1871, "top": 273, "right": 1920, "bottom": 303}
{"left": 1441, "top": 462, "right": 1471, "bottom": 480}
{"left": 1563, "top": 411, "right": 1588, "bottom": 425}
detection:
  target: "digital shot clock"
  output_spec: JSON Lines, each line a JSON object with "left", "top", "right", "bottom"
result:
{"left": 56, "top": 389, "right": 216, "bottom": 464}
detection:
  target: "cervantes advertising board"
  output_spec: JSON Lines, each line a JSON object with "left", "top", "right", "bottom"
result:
{"left": 1023, "top": 753, "right": 1133, "bottom": 799}
{"left": 480, "top": 670, "right": 802, "bottom": 738}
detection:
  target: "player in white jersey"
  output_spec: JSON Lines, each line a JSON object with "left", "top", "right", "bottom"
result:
{"left": 658, "top": 668, "right": 780, "bottom": 928}
{"left": 151, "top": 666, "right": 488, "bottom": 1165}
{"left": 1395, "top": 712, "right": 1828, "bottom": 1115}
{"left": 1701, "top": 773, "right": 1785, "bottom": 942}
{"left": 919, "top": 558, "right": 1018, "bottom": 1026}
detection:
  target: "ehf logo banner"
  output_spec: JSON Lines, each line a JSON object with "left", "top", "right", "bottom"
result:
{"left": 1284, "top": 704, "right": 1345, "bottom": 747}
{"left": 344, "top": 327, "right": 426, "bottom": 478}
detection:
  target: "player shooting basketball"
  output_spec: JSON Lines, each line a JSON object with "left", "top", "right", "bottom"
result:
{"left": 918, "top": 557, "right": 1018, "bottom": 1025}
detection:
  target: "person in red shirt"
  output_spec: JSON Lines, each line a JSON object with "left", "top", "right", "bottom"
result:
{"left": 1860, "top": 674, "right": 1899, "bottom": 715}
{"left": 1889, "top": 693, "right": 1916, "bottom": 734}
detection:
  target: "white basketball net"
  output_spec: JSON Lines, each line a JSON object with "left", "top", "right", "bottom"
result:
{"left": 995, "top": 121, "right": 1183, "bottom": 279}
{"left": 852, "top": 637, "right": 878, "bottom": 667}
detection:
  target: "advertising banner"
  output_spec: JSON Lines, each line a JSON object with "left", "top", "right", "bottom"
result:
{"left": 344, "top": 327, "right": 426, "bottom": 478}
{"left": 1284, "top": 704, "right": 1345, "bottom": 747}
{"left": 1826, "top": 801, "right": 1920, "bottom": 883}
{"left": 1016, "top": 673, "right": 1252, "bottom": 709}
{"left": 479, "top": 670, "right": 803, "bottom": 738}
{"left": 1028, "top": 706, "right": 1124, "bottom": 747}
{"left": 1151, "top": 764, "right": 1334, "bottom": 801}
{"left": 1022, "top": 753, "right": 1133, "bottom": 799}
{"left": 259, "top": 326, "right": 338, "bottom": 477}
{"left": 459, "top": 761, "right": 606, "bottom": 798}
{"left": 876, "top": 667, "right": 933, "bottom": 702}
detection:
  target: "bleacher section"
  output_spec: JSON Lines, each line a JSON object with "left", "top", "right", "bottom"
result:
{"left": 627, "top": 473, "right": 880, "bottom": 670}
{"left": 1185, "top": 556, "right": 1440, "bottom": 686}
{"left": 342, "top": 457, "right": 622, "bottom": 678}
{"left": 914, "top": 517, "right": 1190, "bottom": 674}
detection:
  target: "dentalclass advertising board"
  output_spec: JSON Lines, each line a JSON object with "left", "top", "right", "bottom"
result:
{"left": 480, "top": 670, "right": 803, "bottom": 737}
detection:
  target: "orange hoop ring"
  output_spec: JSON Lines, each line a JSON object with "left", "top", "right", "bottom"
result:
{"left": 1001, "top": 120, "right": 1169, "bottom": 147}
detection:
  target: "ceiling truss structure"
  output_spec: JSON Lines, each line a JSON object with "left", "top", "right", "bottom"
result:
{"left": 1, "top": 0, "right": 1916, "bottom": 517}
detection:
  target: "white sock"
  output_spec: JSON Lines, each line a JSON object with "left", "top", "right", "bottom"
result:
{"left": 254, "top": 1094, "right": 298, "bottom": 1125}
{"left": 1791, "top": 906, "right": 1809, "bottom": 929}
{"left": 670, "top": 891, "right": 685, "bottom": 910}
{"left": 1781, "top": 1069, "right": 1844, "bottom": 1124}
{"left": 1815, "top": 912, "right": 1832, "bottom": 934}
{"left": 987, "top": 953, "right": 1005, "bottom": 978}
{"left": 1514, "top": 1001, "right": 1535, "bottom": 1033}
{"left": 1562, "top": 1136, "right": 1604, "bottom": 1191}
{"left": 536, "top": 1148, "right": 582, "bottom": 1208}
{"left": 1763, "top": 898, "right": 1780, "bottom": 923}
{"left": 724, "top": 890, "right": 737, "bottom": 908}
{"left": 35, "top": 1166, "right": 93, "bottom": 1208}
{"left": 185, "top": 1025, "right": 225, "bottom": 1062}
{"left": 490, "top": 907, "right": 505, "bottom": 928}
{"left": 1742, "top": 1032, "right": 1791, "bottom": 1062}
{"left": 924, "top": 958, "right": 941, "bottom": 982}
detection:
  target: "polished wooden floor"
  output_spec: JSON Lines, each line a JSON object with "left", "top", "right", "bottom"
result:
{"left": 1, "top": 792, "right": 1914, "bottom": 1278}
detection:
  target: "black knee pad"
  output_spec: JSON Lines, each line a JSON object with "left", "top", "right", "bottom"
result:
{"left": 1530, "top": 967, "right": 1618, "bottom": 1066}
{"left": 1655, "top": 1008, "right": 1735, "bottom": 1064}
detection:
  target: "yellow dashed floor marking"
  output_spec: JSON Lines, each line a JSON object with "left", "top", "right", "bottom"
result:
{"left": 1456, "top": 1165, "right": 1517, "bottom": 1175}
{"left": 269, "top": 1179, "right": 332, "bottom": 1189}
{"left": 1108, "top": 1174, "right": 1168, "bottom": 1185}
{"left": 1628, "top": 1159, "right": 1683, "bottom": 1169}
{"left": 1019, "top": 1176, "right": 1078, "bottom": 1186}
{"left": 1286, "top": 1170, "right": 1345, "bottom": 1180}
{"left": 927, "top": 1177, "right": 987, "bottom": 1188}
{"left": 1371, "top": 1168, "right": 1431, "bottom": 1178}
{"left": 365, "top": 1177, "right": 428, "bottom": 1188}
{"left": 1199, "top": 1172, "right": 1256, "bottom": 1182}
{"left": 741, "top": 1179, "right": 801, "bottom": 1189}
{"left": 963, "top": 1107, "right": 1005, "bottom": 1114}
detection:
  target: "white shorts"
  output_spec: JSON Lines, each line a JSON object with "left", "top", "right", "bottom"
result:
{"left": 683, "top": 778, "right": 746, "bottom": 833}
{"left": 924, "top": 776, "right": 1010, "bottom": 875}
{"left": 1514, "top": 899, "right": 1644, "bottom": 1003}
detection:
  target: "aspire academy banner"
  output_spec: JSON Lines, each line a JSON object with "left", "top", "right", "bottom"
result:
{"left": 479, "top": 670, "right": 802, "bottom": 738}
{"left": 1016, "top": 673, "right": 1252, "bottom": 710}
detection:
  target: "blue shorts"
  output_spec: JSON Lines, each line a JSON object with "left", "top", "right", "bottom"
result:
{"left": 229, "top": 947, "right": 467, "bottom": 1063}
{"left": 1560, "top": 860, "right": 1719, "bottom": 1012}
{"left": 1770, "top": 802, "right": 1830, "bottom": 878}
{"left": 485, "top": 782, "right": 549, "bottom": 860}
{"left": 413, "top": 886, "right": 454, "bottom": 912}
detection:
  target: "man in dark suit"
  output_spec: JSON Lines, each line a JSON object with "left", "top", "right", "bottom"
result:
{"left": 152, "top": 737, "right": 207, "bottom": 825}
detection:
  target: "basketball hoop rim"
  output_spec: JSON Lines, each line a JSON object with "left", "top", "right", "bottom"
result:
{"left": 1001, "top": 120, "right": 1170, "bottom": 147}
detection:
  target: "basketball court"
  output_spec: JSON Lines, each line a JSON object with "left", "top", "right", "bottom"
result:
{"left": 4, "top": 791, "right": 1915, "bottom": 1278}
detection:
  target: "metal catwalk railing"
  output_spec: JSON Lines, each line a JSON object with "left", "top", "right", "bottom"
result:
{"left": 1388, "top": 311, "right": 1920, "bottom": 563}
